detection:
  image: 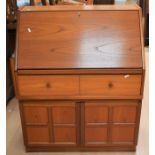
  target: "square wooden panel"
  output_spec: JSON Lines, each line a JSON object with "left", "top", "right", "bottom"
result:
{"left": 23, "top": 105, "right": 48, "bottom": 125}
{"left": 85, "top": 127, "right": 108, "bottom": 144}
{"left": 112, "top": 105, "right": 137, "bottom": 123}
{"left": 85, "top": 104, "right": 108, "bottom": 123}
{"left": 52, "top": 104, "right": 76, "bottom": 124}
{"left": 54, "top": 127, "right": 76, "bottom": 144}
{"left": 26, "top": 127, "right": 50, "bottom": 144}
{"left": 111, "top": 126, "right": 135, "bottom": 143}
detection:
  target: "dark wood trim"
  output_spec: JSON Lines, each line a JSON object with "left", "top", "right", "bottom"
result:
{"left": 26, "top": 145, "right": 136, "bottom": 152}
{"left": 19, "top": 104, "right": 28, "bottom": 146}
{"left": 80, "top": 102, "right": 85, "bottom": 147}
{"left": 93, "top": 0, "right": 114, "bottom": 5}
{"left": 17, "top": 69, "right": 143, "bottom": 75}
{"left": 10, "top": 57, "right": 18, "bottom": 98}
{"left": 134, "top": 102, "right": 142, "bottom": 145}
{"left": 18, "top": 95, "right": 143, "bottom": 101}
{"left": 48, "top": 107, "right": 53, "bottom": 143}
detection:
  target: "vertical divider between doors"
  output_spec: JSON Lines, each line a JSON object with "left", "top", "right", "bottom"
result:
{"left": 76, "top": 101, "right": 81, "bottom": 146}
{"left": 48, "top": 106, "right": 54, "bottom": 143}
{"left": 80, "top": 101, "right": 85, "bottom": 146}
{"left": 108, "top": 105, "right": 113, "bottom": 144}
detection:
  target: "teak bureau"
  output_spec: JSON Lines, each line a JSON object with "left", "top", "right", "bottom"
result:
{"left": 12, "top": 5, "right": 145, "bottom": 152}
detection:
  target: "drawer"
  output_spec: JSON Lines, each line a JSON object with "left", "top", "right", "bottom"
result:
{"left": 23, "top": 105, "right": 48, "bottom": 125}
{"left": 17, "top": 75, "right": 79, "bottom": 97}
{"left": 80, "top": 75, "right": 142, "bottom": 96}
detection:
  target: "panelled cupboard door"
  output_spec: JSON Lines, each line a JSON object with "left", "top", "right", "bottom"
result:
{"left": 83, "top": 101, "right": 140, "bottom": 146}
{"left": 22, "top": 101, "right": 78, "bottom": 146}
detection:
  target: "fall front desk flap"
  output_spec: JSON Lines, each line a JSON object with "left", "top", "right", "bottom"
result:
{"left": 16, "top": 5, "right": 143, "bottom": 70}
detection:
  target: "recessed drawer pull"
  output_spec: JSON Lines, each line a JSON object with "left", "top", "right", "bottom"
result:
{"left": 46, "top": 82, "right": 51, "bottom": 88}
{"left": 108, "top": 82, "right": 113, "bottom": 88}
{"left": 124, "top": 74, "right": 130, "bottom": 78}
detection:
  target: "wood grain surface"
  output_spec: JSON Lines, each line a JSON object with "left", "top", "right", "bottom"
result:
{"left": 17, "top": 6, "right": 142, "bottom": 69}
{"left": 80, "top": 75, "right": 142, "bottom": 96}
{"left": 17, "top": 75, "right": 79, "bottom": 97}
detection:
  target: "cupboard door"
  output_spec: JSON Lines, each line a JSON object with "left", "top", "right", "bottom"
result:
{"left": 23, "top": 105, "right": 48, "bottom": 125}
{"left": 111, "top": 126, "right": 135, "bottom": 143}
{"left": 26, "top": 127, "right": 50, "bottom": 144}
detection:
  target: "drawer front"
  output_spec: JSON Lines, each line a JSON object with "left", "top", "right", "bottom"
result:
{"left": 23, "top": 105, "right": 48, "bottom": 125}
{"left": 18, "top": 75, "right": 79, "bottom": 97}
{"left": 80, "top": 75, "right": 142, "bottom": 96}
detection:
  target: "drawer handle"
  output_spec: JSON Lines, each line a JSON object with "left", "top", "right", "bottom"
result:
{"left": 108, "top": 82, "right": 113, "bottom": 88}
{"left": 46, "top": 82, "right": 51, "bottom": 88}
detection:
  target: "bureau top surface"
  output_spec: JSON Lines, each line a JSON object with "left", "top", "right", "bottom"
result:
{"left": 17, "top": 5, "right": 143, "bottom": 70}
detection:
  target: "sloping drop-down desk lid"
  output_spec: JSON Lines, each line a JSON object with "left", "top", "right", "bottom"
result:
{"left": 16, "top": 5, "right": 143, "bottom": 70}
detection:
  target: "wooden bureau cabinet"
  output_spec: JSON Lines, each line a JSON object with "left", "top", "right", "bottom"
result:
{"left": 13, "top": 5, "right": 145, "bottom": 152}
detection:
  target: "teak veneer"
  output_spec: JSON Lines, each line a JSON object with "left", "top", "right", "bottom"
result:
{"left": 13, "top": 5, "right": 145, "bottom": 152}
